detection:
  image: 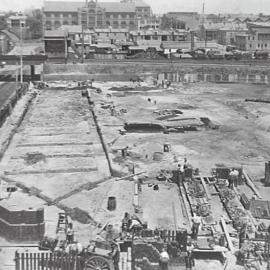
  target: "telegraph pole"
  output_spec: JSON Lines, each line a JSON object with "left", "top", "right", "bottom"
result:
{"left": 202, "top": 2, "right": 207, "bottom": 48}
{"left": 20, "top": 20, "right": 23, "bottom": 84}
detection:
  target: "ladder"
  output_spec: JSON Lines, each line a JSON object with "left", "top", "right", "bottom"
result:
{"left": 56, "top": 212, "right": 68, "bottom": 234}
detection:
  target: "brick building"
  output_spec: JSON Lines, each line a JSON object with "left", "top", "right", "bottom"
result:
{"left": 235, "top": 22, "right": 270, "bottom": 51}
{"left": 43, "top": 0, "right": 152, "bottom": 31}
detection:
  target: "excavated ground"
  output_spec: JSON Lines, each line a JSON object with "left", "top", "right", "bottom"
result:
{"left": 1, "top": 79, "right": 270, "bottom": 270}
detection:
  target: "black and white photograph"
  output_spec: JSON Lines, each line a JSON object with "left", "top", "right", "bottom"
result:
{"left": 0, "top": 0, "right": 270, "bottom": 269}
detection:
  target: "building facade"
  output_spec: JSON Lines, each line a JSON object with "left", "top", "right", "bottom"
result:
{"left": 130, "top": 29, "right": 188, "bottom": 45}
{"left": 235, "top": 22, "right": 270, "bottom": 51}
{"left": 43, "top": 0, "right": 152, "bottom": 31}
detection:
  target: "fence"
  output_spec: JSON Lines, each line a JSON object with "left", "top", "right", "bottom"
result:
{"left": 141, "top": 229, "right": 187, "bottom": 243}
{"left": 15, "top": 251, "right": 84, "bottom": 270}
{"left": 0, "top": 83, "right": 28, "bottom": 127}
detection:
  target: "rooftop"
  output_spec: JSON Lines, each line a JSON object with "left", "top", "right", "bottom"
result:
{"left": 60, "top": 24, "right": 83, "bottom": 33}
{"left": 44, "top": 29, "right": 68, "bottom": 38}
{"left": 133, "top": 0, "right": 150, "bottom": 8}
{"left": 8, "top": 15, "right": 27, "bottom": 20}
{"left": 130, "top": 29, "right": 188, "bottom": 35}
{"left": 99, "top": 2, "right": 135, "bottom": 13}
{"left": 95, "top": 28, "right": 129, "bottom": 33}
{"left": 0, "top": 192, "right": 44, "bottom": 211}
{"left": 44, "top": 1, "right": 137, "bottom": 13}
{"left": 44, "top": 1, "right": 83, "bottom": 12}
{"left": 248, "top": 22, "right": 270, "bottom": 28}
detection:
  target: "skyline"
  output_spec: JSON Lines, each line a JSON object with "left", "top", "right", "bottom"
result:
{"left": 1, "top": 0, "right": 270, "bottom": 15}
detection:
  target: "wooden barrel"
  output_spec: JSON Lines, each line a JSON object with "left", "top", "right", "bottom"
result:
{"left": 107, "top": 196, "right": 116, "bottom": 211}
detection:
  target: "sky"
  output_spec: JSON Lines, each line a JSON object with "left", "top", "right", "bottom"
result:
{"left": 1, "top": 0, "right": 270, "bottom": 15}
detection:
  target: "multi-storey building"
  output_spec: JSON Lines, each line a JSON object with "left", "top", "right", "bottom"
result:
{"left": 43, "top": 0, "right": 152, "bottom": 31}
{"left": 235, "top": 22, "right": 270, "bottom": 51}
{"left": 130, "top": 29, "right": 188, "bottom": 45}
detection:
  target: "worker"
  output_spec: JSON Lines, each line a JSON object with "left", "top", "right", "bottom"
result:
{"left": 129, "top": 216, "right": 143, "bottom": 235}
{"left": 159, "top": 247, "right": 169, "bottom": 270}
{"left": 191, "top": 214, "right": 201, "bottom": 240}
{"left": 110, "top": 242, "right": 120, "bottom": 270}
{"left": 122, "top": 212, "right": 132, "bottom": 232}
{"left": 233, "top": 169, "right": 239, "bottom": 187}
{"left": 66, "top": 223, "right": 74, "bottom": 243}
{"left": 183, "top": 158, "right": 188, "bottom": 170}
{"left": 185, "top": 250, "right": 195, "bottom": 270}
{"left": 229, "top": 169, "right": 238, "bottom": 189}
{"left": 105, "top": 224, "right": 118, "bottom": 242}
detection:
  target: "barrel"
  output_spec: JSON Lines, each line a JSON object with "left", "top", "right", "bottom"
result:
{"left": 107, "top": 196, "right": 116, "bottom": 211}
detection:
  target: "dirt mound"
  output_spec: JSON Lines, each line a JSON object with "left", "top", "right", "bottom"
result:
{"left": 24, "top": 152, "right": 46, "bottom": 165}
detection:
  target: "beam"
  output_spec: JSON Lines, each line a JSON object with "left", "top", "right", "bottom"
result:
{"left": 200, "top": 176, "right": 211, "bottom": 200}
{"left": 242, "top": 170, "right": 262, "bottom": 199}
{"left": 220, "top": 217, "right": 235, "bottom": 252}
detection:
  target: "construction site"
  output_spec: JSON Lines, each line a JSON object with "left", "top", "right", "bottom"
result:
{"left": 0, "top": 63, "right": 270, "bottom": 270}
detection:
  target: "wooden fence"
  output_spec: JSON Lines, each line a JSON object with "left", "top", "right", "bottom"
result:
{"left": 15, "top": 251, "right": 84, "bottom": 270}
{"left": 0, "top": 83, "right": 28, "bottom": 127}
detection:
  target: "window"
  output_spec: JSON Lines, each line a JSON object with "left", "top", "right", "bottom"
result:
{"left": 266, "top": 44, "right": 268, "bottom": 48}
{"left": 248, "top": 36, "right": 250, "bottom": 40}
{"left": 54, "top": 21, "right": 61, "bottom": 28}
{"left": 253, "top": 36, "right": 255, "bottom": 40}
{"left": 250, "top": 44, "right": 252, "bottom": 48}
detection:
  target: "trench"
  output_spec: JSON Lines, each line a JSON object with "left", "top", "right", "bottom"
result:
{"left": 84, "top": 93, "right": 114, "bottom": 177}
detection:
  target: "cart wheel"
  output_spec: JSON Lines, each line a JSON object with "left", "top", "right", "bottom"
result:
{"left": 85, "top": 256, "right": 112, "bottom": 270}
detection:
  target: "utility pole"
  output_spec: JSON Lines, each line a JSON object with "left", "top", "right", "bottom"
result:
{"left": 202, "top": 2, "right": 207, "bottom": 48}
{"left": 20, "top": 20, "right": 23, "bottom": 84}
{"left": 81, "top": 0, "right": 88, "bottom": 63}
{"left": 81, "top": 25, "right": 85, "bottom": 63}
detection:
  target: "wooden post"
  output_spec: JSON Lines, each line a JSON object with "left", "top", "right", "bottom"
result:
{"left": 15, "top": 251, "right": 20, "bottom": 270}
{"left": 21, "top": 253, "right": 25, "bottom": 270}
{"left": 265, "top": 162, "right": 270, "bottom": 187}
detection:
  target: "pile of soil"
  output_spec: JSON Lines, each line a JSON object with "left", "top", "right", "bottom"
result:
{"left": 24, "top": 152, "right": 46, "bottom": 165}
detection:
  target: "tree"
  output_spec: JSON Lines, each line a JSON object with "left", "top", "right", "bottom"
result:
{"left": 160, "top": 15, "right": 186, "bottom": 30}
{"left": 0, "top": 16, "right": 7, "bottom": 31}
{"left": 26, "top": 9, "right": 43, "bottom": 39}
